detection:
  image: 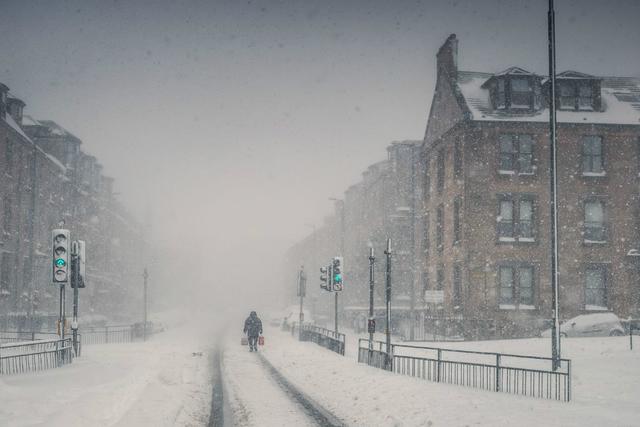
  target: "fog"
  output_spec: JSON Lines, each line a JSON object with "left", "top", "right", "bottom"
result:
{"left": 2, "top": 0, "right": 639, "bottom": 317}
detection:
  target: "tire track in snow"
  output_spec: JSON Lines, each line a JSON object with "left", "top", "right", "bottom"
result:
{"left": 257, "top": 353, "right": 347, "bottom": 427}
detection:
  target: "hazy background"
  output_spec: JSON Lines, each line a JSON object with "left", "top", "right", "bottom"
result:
{"left": 1, "top": 0, "right": 639, "bottom": 314}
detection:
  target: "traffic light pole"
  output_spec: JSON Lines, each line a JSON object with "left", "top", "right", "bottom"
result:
{"left": 71, "top": 252, "right": 80, "bottom": 356}
{"left": 298, "top": 266, "right": 305, "bottom": 340}
{"left": 384, "top": 238, "right": 392, "bottom": 371}
{"left": 143, "top": 268, "right": 148, "bottom": 342}
{"left": 59, "top": 284, "right": 65, "bottom": 341}
{"left": 368, "top": 247, "right": 375, "bottom": 352}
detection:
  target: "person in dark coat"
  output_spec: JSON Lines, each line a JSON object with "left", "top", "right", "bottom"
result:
{"left": 243, "top": 311, "right": 263, "bottom": 352}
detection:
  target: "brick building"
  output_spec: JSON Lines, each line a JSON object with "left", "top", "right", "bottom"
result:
{"left": 0, "top": 82, "right": 146, "bottom": 329}
{"left": 419, "top": 35, "right": 640, "bottom": 337}
{"left": 287, "top": 34, "right": 640, "bottom": 339}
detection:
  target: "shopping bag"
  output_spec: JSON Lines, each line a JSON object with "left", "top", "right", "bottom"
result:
{"left": 241, "top": 336, "right": 248, "bottom": 346}
{"left": 258, "top": 336, "right": 265, "bottom": 346}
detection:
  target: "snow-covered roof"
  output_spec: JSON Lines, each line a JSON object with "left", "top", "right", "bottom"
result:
{"left": 37, "top": 120, "right": 81, "bottom": 141}
{"left": 457, "top": 71, "right": 640, "bottom": 125}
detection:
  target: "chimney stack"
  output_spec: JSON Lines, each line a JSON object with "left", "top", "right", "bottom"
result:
{"left": 7, "top": 97, "right": 26, "bottom": 126}
{"left": 0, "top": 83, "right": 9, "bottom": 120}
{"left": 436, "top": 34, "right": 458, "bottom": 83}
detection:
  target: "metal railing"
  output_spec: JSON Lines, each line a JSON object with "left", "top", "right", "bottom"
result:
{"left": 300, "top": 324, "right": 346, "bottom": 355}
{"left": 0, "top": 338, "right": 73, "bottom": 375}
{"left": 358, "top": 339, "right": 571, "bottom": 402}
{"left": 79, "top": 325, "right": 135, "bottom": 345}
{"left": 1, "top": 324, "right": 138, "bottom": 347}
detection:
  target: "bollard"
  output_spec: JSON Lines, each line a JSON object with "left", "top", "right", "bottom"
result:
{"left": 496, "top": 354, "right": 501, "bottom": 392}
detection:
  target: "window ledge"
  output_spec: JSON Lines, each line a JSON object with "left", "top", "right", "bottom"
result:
{"left": 582, "top": 172, "right": 606, "bottom": 177}
{"left": 518, "top": 237, "right": 536, "bottom": 243}
{"left": 498, "top": 170, "right": 516, "bottom": 175}
{"left": 585, "top": 305, "right": 608, "bottom": 311}
{"left": 498, "top": 237, "right": 516, "bottom": 242}
{"left": 499, "top": 304, "right": 536, "bottom": 310}
{"left": 584, "top": 239, "right": 607, "bottom": 245}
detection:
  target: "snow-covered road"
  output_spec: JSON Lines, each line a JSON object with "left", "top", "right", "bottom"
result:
{"left": 222, "top": 334, "right": 344, "bottom": 426}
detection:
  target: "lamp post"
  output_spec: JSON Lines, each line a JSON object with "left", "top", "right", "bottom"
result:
{"left": 548, "top": 0, "right": 562, "bottom": 371}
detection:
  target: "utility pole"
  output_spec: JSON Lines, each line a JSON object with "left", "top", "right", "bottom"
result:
{"left": 384, "top": 238, "right": 392, "bottom": 371}
{"left": 368, "top": 247, "right": 375, "bottom": 352}
{"left": 548, "top": 0, "right": 561, "bottom": 371}
{"left": 143, "top": 268, "right": 148, "bottom": 341}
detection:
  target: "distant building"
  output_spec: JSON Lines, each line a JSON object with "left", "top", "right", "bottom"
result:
{"left": 0, "top": 82, "right": 146, "bottom": 328}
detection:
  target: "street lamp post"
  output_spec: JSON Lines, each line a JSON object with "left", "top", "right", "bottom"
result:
{"left": 368, "top": 246, "right": 375, "bottom": 352}
{"left": 384, "top": 238, "right": 392, "bottom": 371}
{"left": 548, "top": 0, "right": 562, "bottom": 371}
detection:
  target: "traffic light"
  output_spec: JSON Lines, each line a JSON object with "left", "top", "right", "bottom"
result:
{"left": 70, "top": 240, "right": 86, "bottom": 288}
{"left": 332, "top": 256, "right": 343, "bottom": 291}
{"left": 52, "top": 229, "right": 70, "bottom": 283}
{"left": 320, "top": 266, "right": 329, "bottom": 291}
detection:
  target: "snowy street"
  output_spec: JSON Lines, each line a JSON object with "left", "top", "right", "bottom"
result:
{"left": 0, "top": 322, "right": 213, "bottom": 427}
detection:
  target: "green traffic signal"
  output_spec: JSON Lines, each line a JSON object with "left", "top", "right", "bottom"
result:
{"left": 55, "top": 258, "right": 66, "bottom": 267}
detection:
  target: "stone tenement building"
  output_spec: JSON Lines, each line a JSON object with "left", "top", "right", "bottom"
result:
{"left": 0, "top": 82, "right": 146, "bottom": 328}
{"left": 287, "top": 34, "right": 640, "bottom": 338}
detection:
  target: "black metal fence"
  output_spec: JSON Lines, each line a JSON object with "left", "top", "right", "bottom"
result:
{"left": 358, "top": 339, "right": 571, "bottom": 402}
{"left": 79, "top": 325, "right": 136, "bottom": 344}
{"left": 299, "top": 324, "right": 346, "bottom": 355}
{"left": 0, "top": 338, "right": 73, "bottom": 375}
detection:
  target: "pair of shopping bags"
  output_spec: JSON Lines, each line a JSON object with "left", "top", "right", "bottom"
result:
{"left": 241, "top": 336, "right": 265, "bottom": 346}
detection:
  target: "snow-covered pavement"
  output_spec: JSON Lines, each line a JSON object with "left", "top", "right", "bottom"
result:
{"left": 0, "top": 322, "right": 214, "bottom": 427}
{"left": 260, "top": 326, "right": 640, "bottom": 427}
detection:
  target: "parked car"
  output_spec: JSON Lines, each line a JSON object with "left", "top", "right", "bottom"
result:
{"left": 541, "top": 312, "right": 625, "bottom": 338}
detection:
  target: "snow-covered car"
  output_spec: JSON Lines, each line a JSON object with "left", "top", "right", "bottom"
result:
{"left": 267, "top": 311, "right": 284, "bottom": 327}
{"left": 541, "top": 312, "right": 625, "bottom": 338}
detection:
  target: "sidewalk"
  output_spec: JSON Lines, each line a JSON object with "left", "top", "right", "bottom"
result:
{"left": 260, "top": 326, "right": 640, "bottom": 427}
{"left": 0, "top": 322, "right": 213, "bottom": 427}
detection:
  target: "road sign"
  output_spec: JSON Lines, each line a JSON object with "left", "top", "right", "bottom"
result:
{"left": 424, "top": 290, "right": 444, "bottom": 304}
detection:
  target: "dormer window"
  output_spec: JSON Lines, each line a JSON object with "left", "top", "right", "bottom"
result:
{"left": 510, "top": 78, "right": 531, "bottom": 109}
{"left": 482, "top": 68, "right": 541, "bottom": 113}
{"left": 497, "top": 79, "right": 506, "bottom": 109}
{"left": 554, "top": 71, "right": 601, "bottom": 111}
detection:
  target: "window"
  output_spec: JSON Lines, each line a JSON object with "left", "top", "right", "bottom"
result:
{"left": 453, "top": 264, "right": 462, "bottom": 309}
{"left": 423, "top": 213, "right": 430, "bottom": 252}
{"left": 519, "top": 199, "right": 534, "bottom": 240}
{"left": 454, "top": 141, "right": 463, "bottom": 178}
{"left": 453, "top": 197, "right": 461, "bottom": 245}
{"left": 559, "top": 82, "right": 575, "bottom": 109}
{"left": 436, "top": 204, "right": 444, "bottom": 252}
{"left": 559, "top": 81, "right": 595, "bottom": 111}
{"left": 437, "top": 266, "right": 444, "bottom": 290}
{"left": 578, "top": 84, "right": 593, "bottom": 110}
{"left": 499, "top": 134, "right": 534, "bottom": 174}
{"left": 499, "top": 266, "right": 514, "bottom": 305}
{"left": 585, "top": 265, "right": 607, "bottom": 309}
{"left": 584, "top": 200, "right": 606, "bottom": 242}
{"left": 5, "top": 138, "right": 13, "bottom": 167}
{"left": 3, "top": 199, "right": 12, "bottom": 232}
{"left": 510, "top": 78, "right": 531, "bottom": 108}
{"left": 582, "top": 136, "right": 604, "bottom": 175}
{"left": 497, "top": 195, "right": 536, "bottom": 242}
{"left": 499, "top": 264, "right": 535, "bottom": 308}
{"left": 437, "top": 150, "right": 445, "bottom": 193}
{"left": 496, "top": 79, "right": 506, "bottom": 109}
{"left": 498, "top": 200, "right": 514, "bottom": 239}
{"left": 1, "top": 253, "right": 11, "bottom": 290}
